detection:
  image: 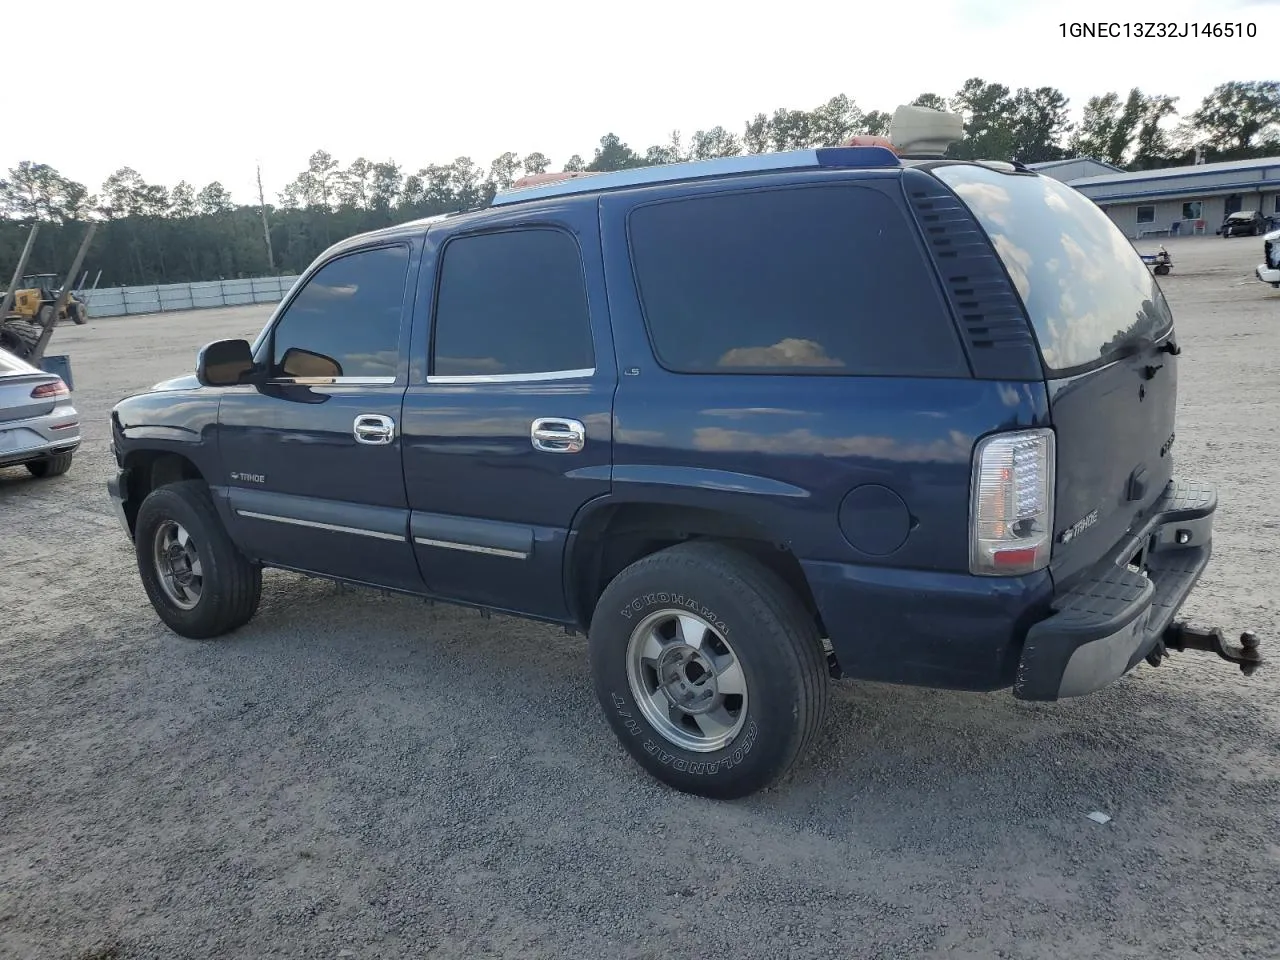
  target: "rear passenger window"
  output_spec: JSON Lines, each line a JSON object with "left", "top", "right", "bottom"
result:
{"left": 432, "top": 228, "right": 594, "bottom": 378}
{"left": 627, "top": 184, "right": 967, "bottom": 376}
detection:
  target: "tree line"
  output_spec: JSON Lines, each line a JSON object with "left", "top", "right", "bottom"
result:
{"left": 2, "top": 79, "right": 1277, "bottom": 289}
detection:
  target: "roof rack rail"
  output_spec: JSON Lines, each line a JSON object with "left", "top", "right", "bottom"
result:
{"left": 490, "top": 145, "right": 900, "bottom": 206}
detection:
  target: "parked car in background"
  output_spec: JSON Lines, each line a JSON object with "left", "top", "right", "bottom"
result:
{"left": 0, "top": 345, "right": 80, "bottom": 479}
{"left": 1220, "top": 210, "right": 1267, "bottom": 237}
{"left": 1256, "top": 227, "right": 1280, "bottom": 288}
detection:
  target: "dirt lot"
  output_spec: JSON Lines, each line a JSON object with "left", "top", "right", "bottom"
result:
{"left": 2, "top": 235, "right": 1278, "bottom": 960}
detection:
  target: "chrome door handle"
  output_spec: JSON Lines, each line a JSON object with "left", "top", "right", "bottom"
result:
{"left": 531, "top": 417, "right": 585, "bottom": 453}
{"left": 354, "top": 413, "right": 396, "bottom": 445}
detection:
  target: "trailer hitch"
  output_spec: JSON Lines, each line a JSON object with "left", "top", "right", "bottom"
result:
{"left": 1149, "top": 622, "right": 1263, "bottom": 676}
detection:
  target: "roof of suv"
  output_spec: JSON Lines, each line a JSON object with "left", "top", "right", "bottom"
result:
{"left": 314, "top": 148, "right": 1030, "bottom": 263}
{"left": 488, "top": 145, "right": 904, "bottom": 206}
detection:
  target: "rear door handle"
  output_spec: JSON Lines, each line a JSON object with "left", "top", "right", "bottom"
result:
{"left": 354, "top": 413, "right": 396, "bottom": 444}
{"left": 531, "top": 418, "right": 585, "bottom": 453}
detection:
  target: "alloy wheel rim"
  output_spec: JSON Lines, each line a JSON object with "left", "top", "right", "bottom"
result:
{"left": 152, "top": 520, "right": 203, "bottom": 610}
{"left": 624, "top": 608, "right": 748, "bottom": 753}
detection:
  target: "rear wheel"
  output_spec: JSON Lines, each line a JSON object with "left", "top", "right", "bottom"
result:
{"left": 588, "top": 540, "right": 829, "bottom": 799}
{"left": 26, "top": 452, "right": 74, "bottom": 478}
{"left": 134, "top": 479, "right": 262, "bottom": 639}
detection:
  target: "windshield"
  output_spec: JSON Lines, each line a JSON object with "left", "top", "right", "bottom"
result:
{"left": 931, "top": 163, "right": 1174, "bottom": 375}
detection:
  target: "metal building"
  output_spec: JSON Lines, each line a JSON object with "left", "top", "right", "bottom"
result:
{"left": 1027, "top": 156, "right": 1280, "bottom": 239}
{"left": 1024, "top": 158, "right": 1124, "bottom": 182}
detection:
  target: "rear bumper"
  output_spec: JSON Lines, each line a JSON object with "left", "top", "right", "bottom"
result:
{"left": 1014, "top": 478, "right": 1216, "bottom": 701}
{"left": 0, "top": 406, "right": 81, "bottom": 469}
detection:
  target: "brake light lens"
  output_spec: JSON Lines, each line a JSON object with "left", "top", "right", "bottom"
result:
{"left": 970, "top": 428, "right": 1055, "bottom": 576}
{"left": 31, "top": 379, "right": 69, "bottom": 399}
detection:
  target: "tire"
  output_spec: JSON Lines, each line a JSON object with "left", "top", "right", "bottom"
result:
{"left": 133, "top": 479, "right": 262, "bottom": 639}
{"left": 1155, "top": 264, "right": 1170, "bottom": 276}
{"left": 26, "top": 451, "right": 74, "bottom": 478}
{"left": 0, "top": 319, "right": 40, "bottom": 360}
{"left": 69, "top": 301, "right": 87, "bottom": 325}
{"left": 588, "top": 540, "right": 829, "bottom": 800}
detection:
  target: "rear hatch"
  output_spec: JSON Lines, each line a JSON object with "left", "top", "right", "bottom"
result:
{"left": 931, "top": 163, "right": 1178, "bottom": 586}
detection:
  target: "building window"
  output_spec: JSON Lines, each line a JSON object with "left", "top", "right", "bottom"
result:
{"left": 1274, "top": 195, "right": 1280, "bottom": 215}
{"left": 1136, "top": 205, "right": 1155, "bottom": 224}
{"left": 1182, "top": 201, "right": 1203, "bottom": 221}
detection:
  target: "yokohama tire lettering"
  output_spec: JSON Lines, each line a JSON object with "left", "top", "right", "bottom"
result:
{"left": 619, "top": 593, "right": 730, "bottom": 635}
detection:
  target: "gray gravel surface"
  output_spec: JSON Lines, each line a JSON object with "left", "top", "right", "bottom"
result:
{"left": 2, "top": 235, "right": 1278, "bottom": 960}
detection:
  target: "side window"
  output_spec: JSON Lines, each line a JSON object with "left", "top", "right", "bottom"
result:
{"left": 626, "top": 184, "right": 967, "bottom": 377}
{"left": 432, "top": 227, "right": 594, "bottom": 378}
{"left": 270, "top": 244, "right": 410, "bottom": 380}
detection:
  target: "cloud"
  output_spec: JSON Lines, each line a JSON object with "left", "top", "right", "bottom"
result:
{"left": 717, "top": 338, "right": 845, "bottom": 369}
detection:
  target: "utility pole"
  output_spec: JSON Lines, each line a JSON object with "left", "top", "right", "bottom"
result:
{"left": 257, "top": 163, "right": 276, "bottom": 273}
{"left": 0, "top": 223, "right": 40, "bottom": 320}
{"left": 29, "top": 223, "right": 96, "bottom": 366}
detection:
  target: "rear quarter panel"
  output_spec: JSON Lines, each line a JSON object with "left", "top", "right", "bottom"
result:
{"left": 597, "top": 170, "right": 1051, "bottom": 572}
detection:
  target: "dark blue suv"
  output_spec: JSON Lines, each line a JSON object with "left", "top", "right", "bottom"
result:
{"left": 106, "top": 142, "right": 1261, "bottom": 799}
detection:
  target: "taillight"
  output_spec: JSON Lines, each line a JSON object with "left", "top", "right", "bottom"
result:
{"left": 31, "top": 379, "right": 70, "bottom": 399}
{"left": 969, "top": 428, "right": 1055, "bottom": 576}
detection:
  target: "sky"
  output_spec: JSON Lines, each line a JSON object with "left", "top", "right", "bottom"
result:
{"left": 16, "top": 0, "right": 1280, "bottom": 206}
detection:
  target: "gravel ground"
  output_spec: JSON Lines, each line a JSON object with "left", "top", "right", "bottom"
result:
{"left": 2, "top": 235, "right": 1278, "bottom": 960}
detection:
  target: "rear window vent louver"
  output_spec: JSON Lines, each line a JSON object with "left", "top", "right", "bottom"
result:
{"left": 902, "top": 169, "right": 1043, "bottom": 381}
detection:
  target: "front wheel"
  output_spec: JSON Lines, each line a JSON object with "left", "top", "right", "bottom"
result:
{"left": 588, "top": 540, "right": 829, "bottom": 800}
{"left": 134, "top": 480, "right": 262, "bottom": 639}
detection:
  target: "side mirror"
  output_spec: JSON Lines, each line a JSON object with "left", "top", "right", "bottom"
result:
{"left": 196, "top": 338, "right": 255, "bottom": 386}
{"left": 280, "top": 346, "right": 343, "bottom": 379}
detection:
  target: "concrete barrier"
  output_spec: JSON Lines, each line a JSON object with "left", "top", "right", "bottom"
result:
{"left": 84, "top": 276, "right": 300, "bottom": 318}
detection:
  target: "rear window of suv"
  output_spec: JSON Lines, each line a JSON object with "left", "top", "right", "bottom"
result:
{"left": 932, "top": 163, "right": 1174, "bottom": 375}
{"left": 626, "top": 183, "right": 968, "bottom": 377}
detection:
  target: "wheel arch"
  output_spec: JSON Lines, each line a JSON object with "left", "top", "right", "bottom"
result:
{"left": 564, "top": 498, "right": 824, "bottom": 636}
{"left": 120, "top": 449, "right": 208, "bottom": 534}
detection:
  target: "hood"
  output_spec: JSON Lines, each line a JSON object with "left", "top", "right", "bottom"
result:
{"left": 1265, "top": 228, "right": 1280, "bottom": 242}
{"left": 150, "top": 373, "right": 201, "bottom": 391}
